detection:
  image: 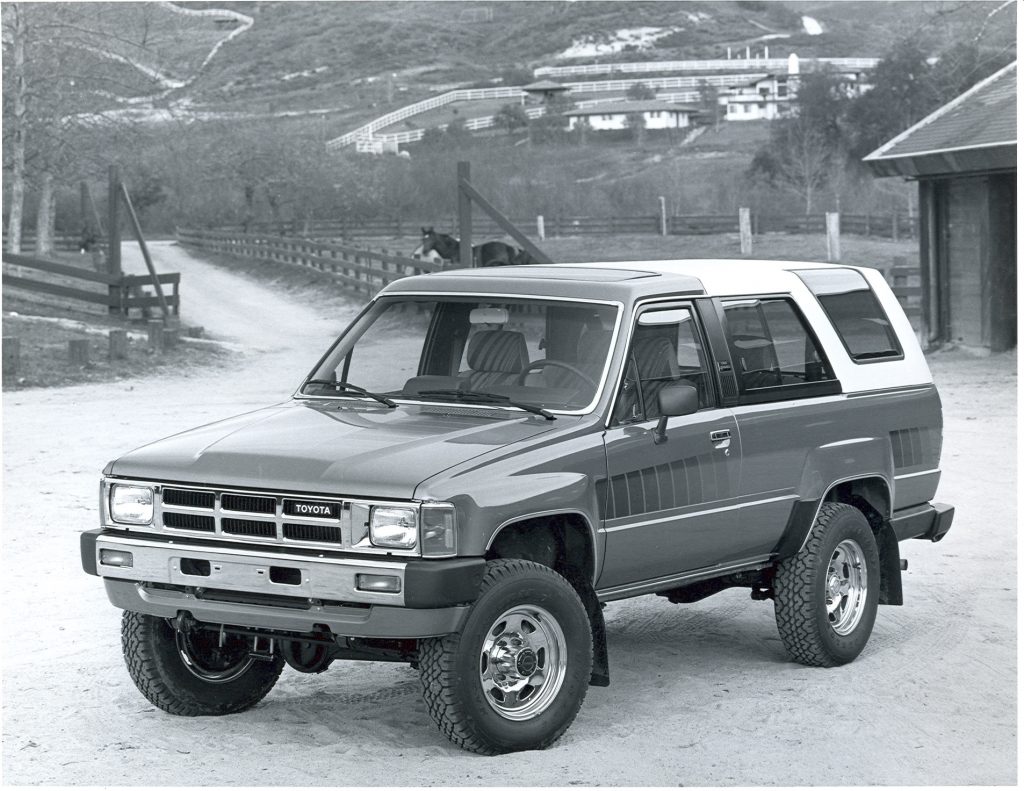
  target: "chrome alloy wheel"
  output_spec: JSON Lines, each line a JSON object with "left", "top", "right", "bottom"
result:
{"left": 825, "top": 539, "right": 869, "bottom": 636}
{"left": 479, "top": 605, "right": 568, "bottom": 721}
{"left": 175, "top": 627, "right": 255, "bottom": 683}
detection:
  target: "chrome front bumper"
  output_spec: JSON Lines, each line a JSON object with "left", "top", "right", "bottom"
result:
{"left": 82, "top": 530, "right": 484, "bottom": 638}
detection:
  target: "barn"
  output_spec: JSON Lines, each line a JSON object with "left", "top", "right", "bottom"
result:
{"left": 864, "top": 61, "right": 1016, "bottom": 352}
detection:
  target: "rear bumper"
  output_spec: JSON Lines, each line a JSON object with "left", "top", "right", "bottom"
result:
{"left": 82, "top": 529, "right": 483, "bottom": 638}
{"left": 889, "top": 502, "right": 955, "bottom": 543}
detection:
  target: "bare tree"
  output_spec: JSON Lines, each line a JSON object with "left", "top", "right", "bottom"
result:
{"left": 750, "top": 116, "right": 837, "bottom": 213}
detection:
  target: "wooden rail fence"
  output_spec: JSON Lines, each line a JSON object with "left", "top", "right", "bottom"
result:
{"left": 209, "top": 212, "right": 916, "bottom": 242}
{"left": 175, "top": 228, "right": 445, "bottom": 298}
{"left": 2, "top": 252, "right": 180, "bottom": 316}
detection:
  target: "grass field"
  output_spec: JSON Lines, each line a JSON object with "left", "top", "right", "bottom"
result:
{"left": 374, "top": 232, "right": 918, "bottom": 272}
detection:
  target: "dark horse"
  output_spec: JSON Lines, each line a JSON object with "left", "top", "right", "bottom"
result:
{"left": 419, "top": 226, "right": 526, "bottom": 267}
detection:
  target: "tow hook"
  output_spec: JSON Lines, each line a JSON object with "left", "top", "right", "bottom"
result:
{"left": 249, "top": 635, "right": 276, "bottom": 662}
{"left": 750, "top": 587, "right": 774, "bottom": 601}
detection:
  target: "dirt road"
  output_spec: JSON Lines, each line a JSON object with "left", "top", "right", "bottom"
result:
{"left": 2, "top": 243, "right": 1016, "bottom": 785}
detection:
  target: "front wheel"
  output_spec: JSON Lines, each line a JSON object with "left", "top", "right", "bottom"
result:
{"left": 121, "top": 611, "right": 284, "bottom": 715}
{"left": 419, "top": 559, "right": 593, "bottom": 754}
{"left": 773, "top": 502, "right": 880, "bottom": 667}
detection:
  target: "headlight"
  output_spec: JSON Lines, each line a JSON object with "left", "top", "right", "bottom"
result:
{"left": 109, "top": 484, "right": 154, "bottom": 525}
{"left": 369, "top": 506, "right": 418, "bottom": 549}
{"left": 421, "top": 503, "right": 457, "bottom": 556}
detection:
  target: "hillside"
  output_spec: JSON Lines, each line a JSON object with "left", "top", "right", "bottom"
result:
{"left": 147, "top": 1, "right": 1014, "bottom": 127}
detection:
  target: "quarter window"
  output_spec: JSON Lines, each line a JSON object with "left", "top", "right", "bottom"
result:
{"left": 722, "top": 298, "right": 839, "bottom": 403}
{"left": 795, "top": 269, "right": 903, "bottom": 362}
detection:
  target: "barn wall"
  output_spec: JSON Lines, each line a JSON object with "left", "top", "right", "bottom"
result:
{"left": 987, "top": 172, "right": 1016, "bottom": 351}
{"left": 945, "top": 177, "right": 986, "bottom": 346}
{"left": 921, "top": 172, "right": 1017, "bottom": 351}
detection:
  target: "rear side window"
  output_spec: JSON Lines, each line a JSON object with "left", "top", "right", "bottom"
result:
{"left": 722, "top": 297, "right": 840, "bottom": 404}
{"left": 795, "top": 269, "right": 903, "bottom": 362}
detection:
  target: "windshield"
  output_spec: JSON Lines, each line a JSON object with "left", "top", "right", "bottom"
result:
{"left": 301, "top": 295, "right": 620, "bottom": 413}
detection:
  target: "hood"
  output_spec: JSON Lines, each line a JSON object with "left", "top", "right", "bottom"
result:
{"left": 107, "top": 399, "right": 559, "bottom": 499}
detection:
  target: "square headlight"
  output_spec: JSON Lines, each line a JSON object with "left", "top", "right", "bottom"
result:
{"left": 109, "top": 484, "right": 154, "bottom": 525}
{"left": 369, "top": 506, "right": 418, "bottom": 549}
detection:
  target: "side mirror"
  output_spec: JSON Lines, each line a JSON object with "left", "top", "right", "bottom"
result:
{"left": 654, "top": 382, "right": 699, "bottom": 444}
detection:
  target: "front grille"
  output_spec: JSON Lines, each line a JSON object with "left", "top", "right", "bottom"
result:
{"left": 163, "top": 512, "right": 215, "bottom": 532}
{"left": 284, "top": 523, "right": 342, "bottom": 543}
{"left": 163, "top": 488, "right": 215, "bottom": 509}
{"left": 221, "top": 493, "right": 276, "bottom": 514}
{"left": 148, "top": 485, "right": 387, "bottom": 552}
{"left": 222, "top": 518, "right": 276, "bottom": 538}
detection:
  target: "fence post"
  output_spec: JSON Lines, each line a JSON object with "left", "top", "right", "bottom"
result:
{"left": 108, "top": 329, "right": 128, "bottom": 360}
{"left": 739, "top": 208, "right": 752, "bottom": 255}
{"left": 658, "top": 197, "right": 668, "bottom": 236}
{"left": 147, "top": 320, "right": 164, "bottom": 354}
{"left": 68, "top": 339, "right": 90, "bottom": 367}
{"left": 826, "top": 212, "right": 841, "bottom": 262}
{"left": 536, "top": 215, "right": 546, "bottom": 241}
{"left": 2, "top": 337, "right": 19, "bottom": 378}
{"left": 892, "top": 212, "right": 899, "bottom": 242}
{"left": 107, "top": 165, "right": 122, "bottom": 313}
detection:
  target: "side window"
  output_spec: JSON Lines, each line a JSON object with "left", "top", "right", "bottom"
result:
{"left": 795, "top": 269, "right": 903, "bottom": 362}
{"left": 613, "top": 305, "right": 714, "bottom": 425}
{"left": 722, "top": 298, "right": 839, "bottom": 402}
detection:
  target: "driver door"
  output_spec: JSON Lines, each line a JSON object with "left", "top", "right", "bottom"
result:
{"left": 597, "top": 303, "right": 742, "bottom": 592}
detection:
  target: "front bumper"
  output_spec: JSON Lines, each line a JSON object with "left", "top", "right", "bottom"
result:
{"left": 82, "top": 529, "right": 484, "bottom": 638}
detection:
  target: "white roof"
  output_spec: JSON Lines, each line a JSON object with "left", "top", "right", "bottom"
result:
{"left": 551, "top": 258, "right": 862, "bottom": 299}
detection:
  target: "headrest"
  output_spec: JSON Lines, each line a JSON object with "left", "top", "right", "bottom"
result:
{"left": 632, "top": 334, "right": 680, "bottom": 379}
{"left": 577, "top": 329, "right": 613, "bottom": 365}
{"left": 466, "top": 330, "right": 529, "bottom": 374}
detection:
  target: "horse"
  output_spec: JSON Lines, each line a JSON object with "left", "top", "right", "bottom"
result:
{"left": 419, "top": 227, "right": 530, "bottom": 268}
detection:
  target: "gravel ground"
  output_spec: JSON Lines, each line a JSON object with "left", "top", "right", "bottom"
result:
{"left": 1, "top": 242, "right": 1016, "bottom": 785}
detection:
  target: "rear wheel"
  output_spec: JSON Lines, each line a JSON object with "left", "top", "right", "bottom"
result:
{"left": 121, "top": 611, "right": 284, "bottom": 715}
{"left": 419, "top": 559, "right": 592, "bottom": 754}
{"left": 773, "top": 503, "right": 880, "bottom": 667}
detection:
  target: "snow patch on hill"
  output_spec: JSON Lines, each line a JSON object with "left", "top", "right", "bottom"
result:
{"left": 556, "top": 21, "right": 708, "bottom": 59}
{"left": 801, "top": 16, "right": 824, "bottom": 35}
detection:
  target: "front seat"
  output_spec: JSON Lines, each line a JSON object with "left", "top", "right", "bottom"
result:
{"left": 463, "top": 329, "right": 529, "bottom": 389}
{"left": 632, "top": 333, "right": 681, "bottom": 418}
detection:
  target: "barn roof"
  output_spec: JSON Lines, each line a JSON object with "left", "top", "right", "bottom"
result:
{"left": 564, "top": 100, "right": 701, "bottom": 116}
{"left": 864, "top": 60, "right": 1016, "bottom": 178}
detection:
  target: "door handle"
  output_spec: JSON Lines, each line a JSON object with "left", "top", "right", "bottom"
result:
{"left": 710, "top": 429, "right": 732, "bottom": 442}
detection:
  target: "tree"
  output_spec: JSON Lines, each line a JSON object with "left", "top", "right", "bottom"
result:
{"left": 747, "top": 71, "right": 852, "bottom": 213}
{"left": 2, "top": 4, "right": 159, "bottom": 252}
{"left": 625, "top": 112, "right": 646, "bottom": 143}
{"left": 494, "top": 103, "right": 529, "bottom": 136}
{"left": 843, "top": 40, "right": 936, "bottom": 160}
{"left": 749, "top": 115, "right": 839, "bottom": 214}
{"left": 626, "top": 82, "right": 656, "bottom": 101}
{"left": 697, "top": 79, "right": 723, "bottom": 132}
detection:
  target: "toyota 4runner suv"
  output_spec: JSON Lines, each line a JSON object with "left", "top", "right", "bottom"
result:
{"left": 82, "top": 259, "right": 954, "bottom": 754}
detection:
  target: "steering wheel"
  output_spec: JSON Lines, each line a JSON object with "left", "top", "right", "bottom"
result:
{"left": 515, "top": 359, "right": 597, "bottom": 390}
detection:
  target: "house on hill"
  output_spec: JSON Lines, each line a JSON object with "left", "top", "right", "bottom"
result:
{"left": 864, "top": 61, "right": 1016, "bottom": 351}
{"left": 522, "top": 80, "right": 571, "bottom": 105}
{"left": 564, "top": 101, "right": 701, "bottom": 131}
{"left": 722, "top": 74, "right": 792, "bottom": 121}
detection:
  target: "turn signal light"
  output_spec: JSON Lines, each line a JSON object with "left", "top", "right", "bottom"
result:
{"left": 100, "top": 549, "right": 134, "bottom": 568}
{"left": 356, "top": 573, "right": 401, "bottom": 593}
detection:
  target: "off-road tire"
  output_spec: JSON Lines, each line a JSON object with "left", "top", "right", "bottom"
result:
{"left": 121, "top": 611, "right": 285, "bottom": 715}
{"left": 418, "top": 559, "right": 592, "bottom": 755}
{"left": 773, "top": 502, "right": 880, "bottom": 667}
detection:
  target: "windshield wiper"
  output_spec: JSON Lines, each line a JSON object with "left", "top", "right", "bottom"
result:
{"left": 303, "top": 379, "right": 397, "bottom": 408}
{"left": 415, "top": 389, "right": 555, "bottom": 421}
